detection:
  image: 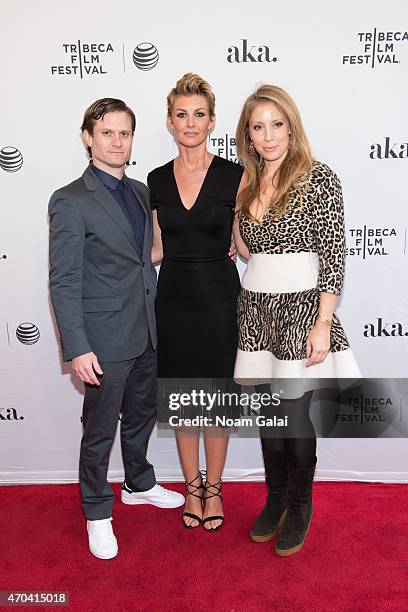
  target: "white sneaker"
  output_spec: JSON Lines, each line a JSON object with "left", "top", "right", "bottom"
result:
{"left": 121, "top": 483, "right": 185, "bottom": 508}
{"left": 87, "top": 517, "right": 118, "bottom": 560}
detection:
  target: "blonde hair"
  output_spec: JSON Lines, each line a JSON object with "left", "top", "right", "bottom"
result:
{"left": 167, "top": 73, "right": 215, "bottom": 117}
{"left": 236, "top": 85, "right": 313, "bottom": 221}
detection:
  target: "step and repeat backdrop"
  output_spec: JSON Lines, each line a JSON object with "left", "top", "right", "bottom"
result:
{"left": 1, "top": 0, "right": 407, "bottom": 483}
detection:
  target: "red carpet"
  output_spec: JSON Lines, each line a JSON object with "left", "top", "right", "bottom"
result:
{"left": 1, "top": 482, "right": 407, "bottom": 611}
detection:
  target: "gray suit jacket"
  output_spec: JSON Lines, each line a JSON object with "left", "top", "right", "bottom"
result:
{"left": 49, "top": 165, "right": 157, "bottom": 362}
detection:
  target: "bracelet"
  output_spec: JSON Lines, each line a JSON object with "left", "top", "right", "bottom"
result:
{"left": 316, "top": 314, "right": 333, "bottom": 327}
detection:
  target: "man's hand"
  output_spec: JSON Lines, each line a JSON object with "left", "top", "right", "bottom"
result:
{"left": 72, "top": 352, "right": 103, "bottom": 386}
{"left": 228, "top": 239, "right": 238, "bottom": 263}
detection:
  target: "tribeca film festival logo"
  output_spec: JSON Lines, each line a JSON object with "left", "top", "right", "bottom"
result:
{"left": 50, "top": 40, "right": 159, "bottom": 77}
{"left": 210, "top": 134, "right": 239, "bottom": 163}
{"left": 339, "top": 396, "right": 391, "bottom": 424}
{"left": 227, "top": 40, "right": 277, "bottom": 63}
{"left": 343, "top": 29, "right": 408, "bottom": 67}
{"left": 51, "top": 41, "right": 114, "bottom": 77}
{"left": 0, "top": 146, "right": 23, "bottom": 172}
{"left": 346, "top": 226, "right": 399, "bottom": 258}
{"left": 363, "top": 318, "right": 408, "bottom": 338}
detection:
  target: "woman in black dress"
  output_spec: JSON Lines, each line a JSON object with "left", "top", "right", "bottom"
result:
{"left": 148, "top": 74, "right": 243, "bottom": 530}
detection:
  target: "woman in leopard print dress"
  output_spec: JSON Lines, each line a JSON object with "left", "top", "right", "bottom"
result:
{"left": 232, "top": 85, "right": 360, "bottom": 557}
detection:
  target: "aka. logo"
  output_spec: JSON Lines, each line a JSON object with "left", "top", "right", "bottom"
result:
{"left": 369, "top": 137, "right": 408, "bottom": 159}
{"left": 227, "top": 39, "right": 277, "bottom": 63}
{"left": 0, "top": 147, "right": 23, "bottom": 172}
{"left": 16, "top": 323, "right": 40, "bottom": 345}
{"left": 50, "top": 41, "right": 115, "bottom": 78}
{"left": 346, "top": 226, "right": 399, "bottom": 258}
{"left": 132, "top": 42, "right": 159, "bottom": 71}
{"left": 343, "top": 30, "right": 408, "bottom": 67}
{"left": 0, "top": 407, "right": 24, "bottom": 421}
{"left": 363, "top": 318, "right": 408, "bottom": 338}
{"left": 210, "top": 133, "right": 240, "bottom": 163}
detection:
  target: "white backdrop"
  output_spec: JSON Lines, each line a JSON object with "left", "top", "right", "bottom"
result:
{"left": 1, "top": 0, "right": 407, "bottom": 484}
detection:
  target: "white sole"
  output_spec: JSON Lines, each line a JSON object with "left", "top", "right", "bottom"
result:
{"left": 89, "top": 544, "right": 118, "bottom": 560}
{"left": 121, "top": 492, "right": 184, "bottom": 508}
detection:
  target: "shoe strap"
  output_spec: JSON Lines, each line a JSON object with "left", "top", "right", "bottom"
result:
{"left": 185, "top": 473, "right": 204, "bottom": 499}
{"left": 203, "top": 478, "right": 223, "bottom": 500}
{"left": 183, "top": 512, "right": 203, "bottom": 524}
{"left": 202, "top": 516, "right": 224, "bottom": 524}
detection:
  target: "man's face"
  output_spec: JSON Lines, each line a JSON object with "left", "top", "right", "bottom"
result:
{"left": 83, "top": 111, "right": 133, "bottom": 175}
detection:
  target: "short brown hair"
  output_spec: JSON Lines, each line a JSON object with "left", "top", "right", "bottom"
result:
{"left": 81, "top": 98, "right": 136, "bottom": 157}
{"left": 167, "top": 73, "right": 215, "bottom": 117}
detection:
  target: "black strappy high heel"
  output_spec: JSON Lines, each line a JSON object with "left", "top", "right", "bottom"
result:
{"left": 183, "top": 473, "right": 204, "bottom": 529}
{"left": 202, "top": 475, "right": 224, "bottom": 532}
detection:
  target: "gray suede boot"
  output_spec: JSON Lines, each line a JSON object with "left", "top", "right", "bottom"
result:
{"left": 250, "top": 450, "right": 288, "bottom": 542}
{"left": 275, "top": 458, "right": 317, "bottom": 556}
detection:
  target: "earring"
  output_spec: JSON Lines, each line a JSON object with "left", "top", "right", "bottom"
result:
{"left": 208, "top": 129, "right": 211, "bottom": 143}
{"left": 288, "top": 132, "right": 292, "bottom": 140}
{"left": 249, "top": 140, "right": 256, "bottom": 156}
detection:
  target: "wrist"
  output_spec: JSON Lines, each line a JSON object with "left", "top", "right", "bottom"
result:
{"left": 316, "top": 313, "right": 333, "bottom": 326}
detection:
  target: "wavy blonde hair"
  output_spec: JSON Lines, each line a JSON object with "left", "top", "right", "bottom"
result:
{"left": 236, "top": 85, "right": 313, "bottom": 221}
{"left": 167, "top": 73, "right": 215, "bottom": 117}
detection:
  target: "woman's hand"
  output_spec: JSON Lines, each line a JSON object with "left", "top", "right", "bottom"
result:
{"left": 232, "top": 218, "right": 250, "bottom": 260}
{"left": 228, "top": 238, "right": 238, "bottom": 262}
{"left": 306, "top": 320, "right": 331, "bottom": 367}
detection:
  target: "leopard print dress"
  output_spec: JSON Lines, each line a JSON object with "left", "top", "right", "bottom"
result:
{"left": 234, "top": 161, "right": 361, "bottom": 382}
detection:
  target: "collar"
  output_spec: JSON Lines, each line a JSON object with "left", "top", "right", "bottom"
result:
{"left": 90, "top": 163, "right": 127, "bottom": 191}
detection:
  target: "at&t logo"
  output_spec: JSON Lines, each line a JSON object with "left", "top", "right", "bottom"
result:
{"left": 227, "top": 40, "right": 277, "bottom": 63}
{"left": 0, "top": 147, "right": 23, "bottom": 172}
{"left": 16, "top": 323, "right": 40, "bottom": 345}
{"left": 343, "top": 30, "right": 408, "bottom": 67}
{"left": 132, "top": 42, "right": 159, "bottom": 70}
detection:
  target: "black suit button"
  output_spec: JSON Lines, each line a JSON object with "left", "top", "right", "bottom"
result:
{"left": 142, "top": 261, "right": 145, "bottom": 267}
{"left": 146, "top": 289, "right": 150, "bottom": 294}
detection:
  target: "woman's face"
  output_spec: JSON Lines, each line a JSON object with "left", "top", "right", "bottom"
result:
{"left": 248, "top": 101, "right": 290, "bottom": 164}
{"left": 169, "top": 95, "right": 214, "bottom": 148}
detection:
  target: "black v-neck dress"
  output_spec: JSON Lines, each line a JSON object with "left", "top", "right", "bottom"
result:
{"left": 147, "top": 155, "right": 244, "bottom": 377}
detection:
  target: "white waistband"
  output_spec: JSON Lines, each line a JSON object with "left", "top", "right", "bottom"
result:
{"left": 241, "top": 252, "right": 319, "bottom": 293}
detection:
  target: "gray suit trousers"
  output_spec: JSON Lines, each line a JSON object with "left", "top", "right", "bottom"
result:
{"left": 79, "top": 340, "right": 157, "bottom": 520}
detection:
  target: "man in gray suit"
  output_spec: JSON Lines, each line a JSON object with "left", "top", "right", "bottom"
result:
{"left": 49, "top": 98, "right": 183, "bottom": 560}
